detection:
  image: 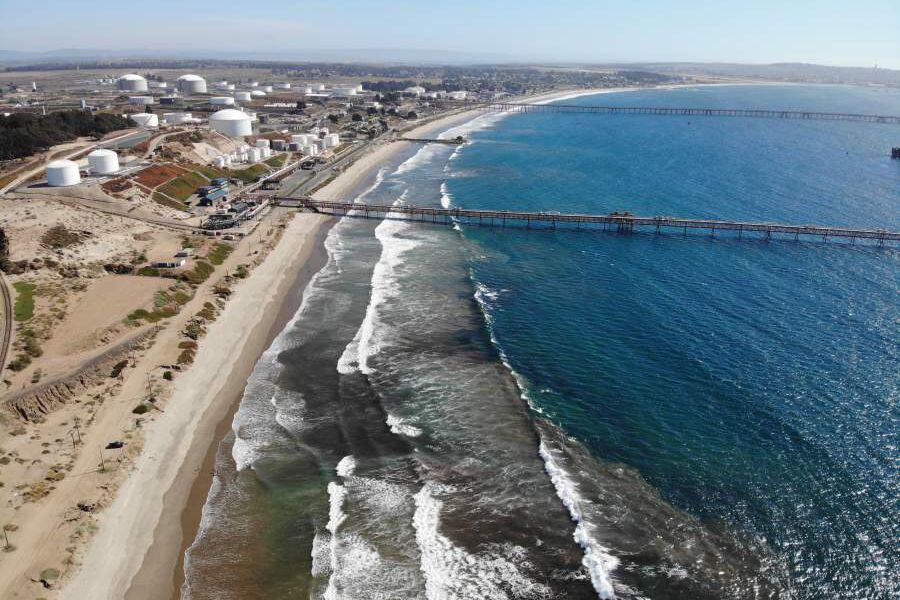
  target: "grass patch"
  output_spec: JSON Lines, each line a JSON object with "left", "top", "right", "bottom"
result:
{"left": 127, "top": 306, "right": 177, "bottom": 324}
{"left": 264, "top": 154, "right": 286, "bottom": 168}
{"left": 137, "top": 266, "right": 160, "bottom": 277}
{"left": 12, "top": 282, "right": 36, "bottom": 321}
{"left": 156, "top": 171, "right": 208, "bottom": 202}
{"left": 229, "top": 164, "right": 267, "bottom": 184}
{"left": 180, "top": 261, "right": 214, "bottom": 285}
{"left": 151, "top": 192, "right": 189, "bottom": 212}
{"left": 206, "top": 242, "right": 232, "bottom": 266}
{"left": 193, "top": 165, "right": 227, "bottom": 180}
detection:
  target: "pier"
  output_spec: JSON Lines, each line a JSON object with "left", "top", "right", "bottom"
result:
{"left": 267, "top": 196, "right": 900, "bottom": 246}
{"left": 400, "top": 137, "right": 466, "bottom": 145}
{"left": 436, "top": 100, "right": 900, "bottom": 125}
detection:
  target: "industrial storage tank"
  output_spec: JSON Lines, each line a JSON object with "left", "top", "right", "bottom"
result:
{"left": 46, "top": 160, "right": 81, "bottom": 186}
{"left": 130, "top": 113, "right": 159, "bottom": 127}
{"left": 234, "top": 91, "right": 252, "bottom": 102}
{"left": 163, "top": 112, "right": 193, "bottom": 124}
{"left": 209, "top": 109, "right": 252, "bottom": 137}
{"left": 128, "top": 96, "right": 155, "bottom": 105}
{"left": 250, "top": 90, "right": 266, "bottom": 97}
{"left": 87, "top": 149, "right": 119, "bottom": 175}
{"left": 255, "top": 139, "right": 270, "bottom": 148}
{"left": 248, "top": 148, "right": 262, "bottom": 163}
{"left": 117, "top": 74, "right": 148, "bottom": 92}
{"left": 261, "top": 85, "right": 273, "bottom": 93}
{"left": 323, "top": 133, "right": 340, "bottom": 148}
{"left": 177, "top": 74, "right": 207, "bottom": 95}
{"left": 209, "top": 96, "right": 235, "bottom": 106}
{"left": 273, "top": 82, "right": 291, "bottom": 89}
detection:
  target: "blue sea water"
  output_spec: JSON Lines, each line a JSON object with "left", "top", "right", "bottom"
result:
{"left": 185, "top": 84, "right": 899, "bottom": 600}
{"left": 446, "top": 85, "right": 900, "bottom": 598}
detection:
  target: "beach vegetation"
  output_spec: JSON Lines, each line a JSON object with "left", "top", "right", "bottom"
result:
{"left": 12, "top": 282, "right": 36, "bottom": 321}
{"left": 177, "top": 348, "right": 195, "bottom": 365}
{"left": 7, "top": 354, "right": 31, "bottom": 372}
{"left": 180, "top": 260, "right": 214, "bottom": 285}
{"left": 40, "top": 224, "right": 87, "bottom": 249}
{"left": 132, "top": 403, "right": 150, "bottom": 415}
{"left": 162, "top": 370, "right": 173, "bottom": 381}
{"left": 0, "top": 227, "right": 10, "bottom": 273}
{"left": 110, "top": 360, "right": 129, "bottom": 378}
{"left": 206, "top": 242, "right": 232, "bottom": 266}
{"left": 137, "top": 266, "right": 160, "bottom": 277}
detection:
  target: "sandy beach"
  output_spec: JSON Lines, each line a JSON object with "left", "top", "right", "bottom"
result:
{"left": 47, "top": 87, "right": 618, "bottom": 600}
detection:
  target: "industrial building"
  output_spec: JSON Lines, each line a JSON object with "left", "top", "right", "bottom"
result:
{"left": 46, "top": 160, "right": 81, "bottom": 186}
{"left": 117, "top": 74, "right": 148, "bottom": 92}
{"left": 209, "top": 96, "right": 236, "bottom": 106}
{"left": 87, "top": 149, "right": 120, "bottom": 175}
{"left": 209, "top": 109, "right": 253, "bottom": 137}
{"left": 128, "top": 96, "right": 155, "bottom": 105}
{"left": 177, "top": 74, "right": 208, "bottom": 95}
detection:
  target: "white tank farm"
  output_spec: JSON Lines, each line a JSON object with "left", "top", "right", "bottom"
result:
{"left": 130, "top": 113, "right": 159, "bottom": 127}
{"left": 117, "top": 74, "right": 148, "bottom": 92}
{"left": 209, "top": 96, "right": 235, "bottom": 106}
{"left": 87, "top": 149, "right": 119, "bottom": 175}
{"left": 209, "top": 109, "right": 252, "bottom": 137}
{"left": 250, "top": 90, "right": 266, "bottom": 97}
{"left": 128, "top": 96, "right": 155, "bottom": 105}
{"left": 234, "top": 91, "right": 252, "bottom": 102}
{"left": 177, "top": 74, "right": 207, "bottom": 95}
{"left": 46, "top": 160, "right": 81, "bottom": 186}
{"left": 255, "top": 139, "right": 270, "bottom": 148}
{"left": 248, "top": 148, "right": 262, "bottom": 163}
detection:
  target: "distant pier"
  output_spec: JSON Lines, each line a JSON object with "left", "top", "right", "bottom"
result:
{"left": 266, "top": 196, "right": 900, "bottom": 246}
{"left": 400, "top": 137, "right": 466, "bottom": 145}
{"left": 436, "top": 100, "right": 900, "bottom": 125}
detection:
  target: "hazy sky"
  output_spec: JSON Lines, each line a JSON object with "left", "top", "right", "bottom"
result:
{"left": 1, "top": 0, "right": 898, "bottom": 68}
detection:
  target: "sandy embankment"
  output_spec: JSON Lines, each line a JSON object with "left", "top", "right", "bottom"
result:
{"left": 59, "top": 86, "right": 615, "bottom": 600}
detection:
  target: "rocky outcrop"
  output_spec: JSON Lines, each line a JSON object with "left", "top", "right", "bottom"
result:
{"left": 4, "top": 330, "right": 155, "bottom": 421}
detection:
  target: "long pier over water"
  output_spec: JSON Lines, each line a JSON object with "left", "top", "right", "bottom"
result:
{"left": 436, "top": 100, "right": 900, "bottom": 125}
{"left": 269, "top": 197, "right": 899, "bottom": 246}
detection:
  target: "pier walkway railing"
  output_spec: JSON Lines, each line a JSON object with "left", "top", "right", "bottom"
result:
{"left": 267, "top": 196, "right": 899, "bottom": 246}
{"left": 434, "top": 100, "right": 900, "bottom": 125}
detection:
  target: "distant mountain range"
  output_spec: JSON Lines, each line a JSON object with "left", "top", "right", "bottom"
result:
{"left": 0, "top": 47, "right": 518, "bottom": 66}
{"left": 1, "top": 50, "right": 897, "bottom": 86}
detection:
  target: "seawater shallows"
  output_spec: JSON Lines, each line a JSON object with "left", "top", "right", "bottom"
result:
{"left": 185, "top": 84, "right": 899, "bottom": 599}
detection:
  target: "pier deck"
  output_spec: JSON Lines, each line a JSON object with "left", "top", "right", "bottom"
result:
{"left": 267, "top": 196, "right": 899, "bottom": 245}
{"left": 434, "top": 100, "right": 900, "bottom": 125}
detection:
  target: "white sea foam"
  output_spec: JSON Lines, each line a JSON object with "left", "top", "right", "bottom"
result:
{"left": 539, "top": 440, "right": 619, "bottom": 599}
{"left": 336, "top": 455, "right": 357, "bottom": 478}
{"left": 386, "top": 413, "right": 423, "bottom": 438}
{"left": 439, "top": 181, "right": 453, "bottom": 209}
{"left": 324, "top": 481, "right": 349, "bottom": 599}
{"left": 413, "top": 483, "right": 551, "bottom": 599}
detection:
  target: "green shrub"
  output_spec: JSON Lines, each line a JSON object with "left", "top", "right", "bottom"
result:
{"left": 137, "top": 267, "right": 160, "bottom": 277}
{"left": 110, "top": 359, "right": 129, "bottom": 378}
{"left": 162, "top": 371, "right": 173, "bottom": 381}
{"left": 12, "top": 282, "right": 35, "bottom": 321}
{"left": 132, "top": 404, "right": 150, "bottom": 415}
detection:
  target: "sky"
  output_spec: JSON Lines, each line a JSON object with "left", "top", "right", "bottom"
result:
{"left": 0, "top": 0, "right": 898, "bottom": 68}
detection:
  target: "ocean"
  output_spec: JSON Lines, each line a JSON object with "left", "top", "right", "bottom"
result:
{"left": 183, "top": 84, "right": 900, "bottom": 599}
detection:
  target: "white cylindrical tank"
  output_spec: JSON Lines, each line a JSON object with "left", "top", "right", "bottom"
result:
{"left": 214, "top": 156, "right": 226, "bottom": 168}
{"left": 117, "top": 74, "right": 148, "bottom": 92}
{"left": 249, "top": 81, "right": 259, "bottom": 88}
{"left": 215, "top": 81, "right": 229, "bottom": 89}
{"left": 255, "top": 139, "right": 270, "bottom": 148}
{"left": 248, "top": 148, "right": 262, "bottom": 163}
{"left": 148, "top": 81, "right": 168, "bottom": 89}
{"left": 224, "top": 155, "right": 232, "bottom": 166}
{"left": 226, "top": 84, "right": 235, "bottom": 91}
{"left": 130, "top": 112, "right": 159, "bottom": 127}
{"left": 162, "top": 112, "right": 192, "bottom": 124}
{"left": 46, "top": 160, "right": 80, "bottom": 186}
{"left": 274, "top": 82, "right": 291, "bottom": 89}
{"left": 128, "top": 96, "right": 155, "bottom": 105}
{"left": 315, "top": 84, "right": 325, "bottom": 91}
{"left": 250, "top": 90, "right": 266, "bottom": 97}
{"left": 209, "top": 96, "right": 235, "bottom": 106}
{"left": 262, "top": 147, "right": 272, "bottom": 158}
{"left": 209, "top": 108, "right": 252, "bottom": 137}
{"left": 87, "top": 149, "right": 119, "bottom": 175}
{"left": 234, "top": 91, "right": 252, "bottom": 102}
{"left": 261, "top": 85, "right": 273, "bottom": 92}
{"left": 177, "top": 74, "right": 208, "bottom": 95}
{"left": 323, "top": 133, "right": 340, "bottom": 148}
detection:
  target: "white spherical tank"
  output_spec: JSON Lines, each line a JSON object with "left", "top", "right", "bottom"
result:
{"left": 209, "top": 96, "right": 235, "bottom": 106}
{"left": 130, "top": 113, "right": 159, "bottom": 127}
{"left": 46, "top": 160, "right": 81, "bottom": 187}
{"left": 87, "top": 149, "right": 119, "bottom": 175}
{"left": 234, "top": 91, "right": 252, "bottom": 102}
{"left": 209, "top": 109, "right": 253, "bottom": 137}
{"left": 117, "top": 74, "right": 148, "bottom": 92}
{"left": 177, "top": 74, "right": 208, "bottom": 95}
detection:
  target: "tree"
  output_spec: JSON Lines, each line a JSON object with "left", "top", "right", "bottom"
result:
{"left": 406, "top": 111, "right": 418, "bottom": 120}
{"left": 0, "top": 227, "right": 9, "bottom": 273}
{"left": 351, "top": 113, "right": 363, "bottom": 122}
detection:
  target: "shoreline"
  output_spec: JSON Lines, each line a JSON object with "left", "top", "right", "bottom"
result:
{"left": 55, "top": 85, "right": 660, "bottom": 600}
